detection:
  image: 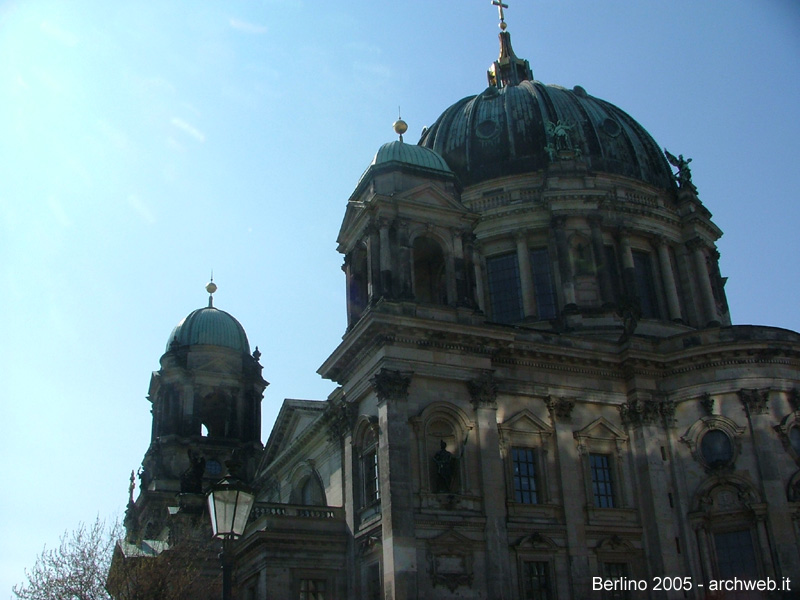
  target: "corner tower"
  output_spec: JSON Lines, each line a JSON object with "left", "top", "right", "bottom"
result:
{"left": 125, "top": 282, "right": 266, "bottom": 544}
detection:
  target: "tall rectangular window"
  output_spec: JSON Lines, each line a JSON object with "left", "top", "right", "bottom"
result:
{"left": 632, "top": 250, "right": 659, "bottom": 318}
{"left": 529, "top": 248, "right": 557, "bottom": 319}
{"left": 363, "top": 448, "right": 380, "bottom": 505}
{"left": 366, "top": 562, "right": 381, "bottom": 600}
{"left": 523, "top": 561, "right": 552, "bottom": 600}
{"left": 299, "top": 578, "right": 327, "bottom": 600}
{"left": 512, "top": 447, "right": 539, "bottom": 504}
{"left": 605, "top": 245, "right": 621, "bottom": 302}
{"left": 590, "top": 453, "right": 615, "bottom": 508}
{"left": 487, "top": 253, "right": 523, "bottom": 324}
{"left": 714, "top": 530, "right": 758, "bottom": 579}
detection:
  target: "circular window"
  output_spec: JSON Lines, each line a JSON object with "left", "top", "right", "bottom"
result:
{"left": 601, "top": 118, "right": 621, "bottom": 137}
{"left": 789, "top": 427, "right": 800, "bottom": 457}
{"left": 701, "top": 430, "right": 733, "bottom": 468}
{"left": 476, "top": 119, "right": 499, "bottom": 139}
{"left": 206, "top": 459, "right": 222, "bottom": 476}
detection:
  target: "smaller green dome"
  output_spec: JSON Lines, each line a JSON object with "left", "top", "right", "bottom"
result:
{"left": 166, "top": 307, "right": 250, "bottom": 354}
{"left": 371, "top": 141, "right": 452, "bottom": 174}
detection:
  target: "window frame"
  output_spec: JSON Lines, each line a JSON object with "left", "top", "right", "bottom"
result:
{"left": 486, "top": 252, "right": 524, "bottom": 324}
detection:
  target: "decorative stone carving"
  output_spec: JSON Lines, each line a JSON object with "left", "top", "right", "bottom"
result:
{"left": 467, "top": 372, "right": 497, "bottom": 408}
{"left": 700, "top": 392, "right": 715, "bottom": 416}
{"left": 789, "top": 389, "right": 800, "bottom": 412}
{"left": 546, "top": 396, "right": 575, "bottom": 421}
{"left": 358, "top": 531, "right": 382, "bottom": 556}
{"left": 326, "top": 400, "right": 358, "bottom": 442}
{"left": 664, "top": 148, "right": 696, "bottom": 192}
{"left": 370, "top": 369, "right": 412, "bottom": 403}
{"left": 179, "top": 449, "right": 205, "bottom": 494}
{"left": 619, "top": 398, "right": 674, "bottom": 427}
{"left": 427, "top": 530, "right": 474, "bottom": 592}
{"left": 738, "top": 388, "right": 769, "bottom": 415}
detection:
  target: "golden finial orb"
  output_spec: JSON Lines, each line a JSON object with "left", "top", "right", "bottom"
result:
{"left": 206, "top": 281, "right": 217, "bottom": 295}
{"left": 393, "top": 118, "right": 408, "bottom": 137}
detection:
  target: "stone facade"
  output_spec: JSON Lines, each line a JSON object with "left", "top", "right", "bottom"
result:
{"left": 117, "top": 24, "right": 800, "bottom": 600}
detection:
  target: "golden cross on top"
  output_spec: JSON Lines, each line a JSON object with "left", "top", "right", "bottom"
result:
{"left": 492, "top": 0, "right": 509, "bottom": 29}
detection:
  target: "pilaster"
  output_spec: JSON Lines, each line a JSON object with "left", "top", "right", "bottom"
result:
{"left": 371, "top": 369, "right": 417, "bottom": 600}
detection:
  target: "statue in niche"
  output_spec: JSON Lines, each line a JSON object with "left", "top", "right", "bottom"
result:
{"left": 180, "top": 449, "right": 206, "bottom": 494}
{"left": 433, "top": 440, "right": 455, "bottom": 493}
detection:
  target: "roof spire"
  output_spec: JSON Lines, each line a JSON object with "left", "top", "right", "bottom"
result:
{"left": 206, "top": 273, "right": 217, "bottom": 307}
{"left": 487, "top": 0, "right": 533, "bottom": 89}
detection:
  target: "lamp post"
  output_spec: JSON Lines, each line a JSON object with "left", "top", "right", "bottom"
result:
{"left": 207, "top": 475, "right": 256, "bottom": 600}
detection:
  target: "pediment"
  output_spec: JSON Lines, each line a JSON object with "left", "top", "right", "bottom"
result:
{"left": 336, "top": 200, "right": 367, "bottom": 247}
{"left": 262, "top": 399, "right": 327, "bottom": 464}
{"left": 393, "top": 183, "right": 468, "bottom": 213}
{"left": 500, "top": 409, "right": 553, "bottom": 435}
{"left": 574, "top": 416, "right": 627, "bottom": 442}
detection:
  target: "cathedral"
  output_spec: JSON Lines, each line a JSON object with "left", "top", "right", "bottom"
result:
{"left": 113, "top": 9, "right": 800, "bottom": 600}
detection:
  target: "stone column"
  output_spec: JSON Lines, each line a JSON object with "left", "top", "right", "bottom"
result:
{"left": 739, "top": 389, "right": 796, "bottom": 578}
{"left": 343, "top": 255, "right": 355, "bottom": 327}
{"left": 655, "top": 237, "right": 682, "bottom": 322}
{"left": 588, "top": 214, "right": 614, "bottom": 305}
{"left": 474, "top": 244, "right": 487, "bottom": 313}
{"left": 372, "top": 369, "right": 417, "bottom": 600}
{"left": 621, "top": 399, "right": 683, "bottom": 583}
{"left": 552, "top": 217, "right": 576, "bottom": 308}
{"left": 548, "top": 397, "right": 588, "bottom": 599}
{"left": 397, "top": 221, "right": 412, "bottom": 300}
{"left": 468, "top": 373, "right": 511, "bottom": 600}
{"left": 367, "top": 222, "right": 382, "bottom": 303}
{"left": 515, "top": 232, "right": 537, "bottom": 318}
{"left": 688, "top": 238, "right": 719, "bottom": 326}
{"left": 462, "top": 232, "right": 478, "bottom": 308}
{"left": 379, "top": 219, "right": 393, "bottom": 299}
{"left": 618, "top": 230, "right": 636, "bottom": 301}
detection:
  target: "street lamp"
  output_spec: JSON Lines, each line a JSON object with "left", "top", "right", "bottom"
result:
{"left": 207, "top": 475, "right": 256, "bottom": 600}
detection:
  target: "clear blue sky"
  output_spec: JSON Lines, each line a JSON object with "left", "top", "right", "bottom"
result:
{"left": 2, "top": 1, "right": 798, "bottom": 594}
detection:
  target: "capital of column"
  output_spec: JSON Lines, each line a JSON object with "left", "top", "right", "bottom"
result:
{"left": 551, "top": 215, "right": 567, "bottom": 230}
{"left": 468, "top": 371, "right": 498, "bottom": 409}
{"left": 685, "top": 237, "right": 708, "bottom": 252}
{"left": 546, "top": 396, "right": 575, "bottom": 421}
{"left": 371, "top": 368, "right": 413, "bottom": 403}
{"left": 738, "top": 388, "right": 769, "bottom": 415}
{"left": 586, "top": 213, "right": 603, "bottom": 227}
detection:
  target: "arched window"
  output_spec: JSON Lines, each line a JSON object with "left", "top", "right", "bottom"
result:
{"left": 198, "top": 392, "right": 228, "bottom": 438}
{"left": 700, "top": 429, "right": 734, "bottom": 469}
{"left": 291, "top": 474, "right": 326, "bottom": 506}
{"left": 413, "top": 237, "right": 447, "bottom": 304}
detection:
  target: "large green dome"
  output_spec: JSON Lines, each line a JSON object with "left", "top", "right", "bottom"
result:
{"left": 419, "top": 81, "right": 674, "bottom": 190}
{"left": 418, "top": 31, "right": 675, "bottom": 191}
{"left": 166, "top": 306, "right": 250, "bottom": 354}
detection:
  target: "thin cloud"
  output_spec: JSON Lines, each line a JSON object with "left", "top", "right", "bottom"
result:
{"left": 229, "top": 18, "right": 268, "bottom": 34}
{"left": 40, "top": 21, "right": 78, "bottom": 47}
{"left": 170, "top": 118, "right": 205, "bottom": 143}
{"left": 128, "top": 194, "right": 155, "bottom": 224}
